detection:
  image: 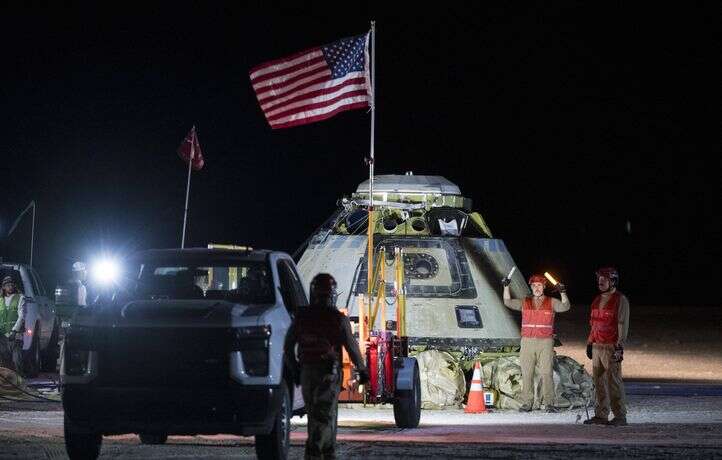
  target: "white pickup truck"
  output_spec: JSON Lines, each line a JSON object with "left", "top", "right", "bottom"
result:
{"left": 61, "top": 247, "right": 308, "bottom": 460}
{"left": 1, "top": 262, "right": 60, "bottom": 376}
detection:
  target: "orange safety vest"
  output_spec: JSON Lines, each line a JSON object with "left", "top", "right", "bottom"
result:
{"left": 589, "top": 291, "right": 620, "bottom": 344}
{"left": 521, "top": 296, "right": 554, "bottom": 338}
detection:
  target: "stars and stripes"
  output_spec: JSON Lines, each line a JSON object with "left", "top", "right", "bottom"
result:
{"left": 249, "top": 33, "right": 371, "bottom": 129}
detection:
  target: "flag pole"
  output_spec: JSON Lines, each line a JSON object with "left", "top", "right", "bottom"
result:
{"left": 366, "top": 22, "right": 376, "bottom": 302}
{"left": 30, "top": 201, "right": 35, "bottom": 266}
{"left": 181, "top": 127, "right": 195, "bottom": 249}
{"left": 7, "top": 200, "right": 36, "bottom": 266}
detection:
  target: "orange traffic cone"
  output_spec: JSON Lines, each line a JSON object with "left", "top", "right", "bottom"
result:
{"left": 465, "top": 361, "right": 487, "bottom": 413}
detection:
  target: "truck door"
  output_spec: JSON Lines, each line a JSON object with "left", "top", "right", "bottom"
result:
{"left": 276, "top": 260, "right": 308, "bottom": 316}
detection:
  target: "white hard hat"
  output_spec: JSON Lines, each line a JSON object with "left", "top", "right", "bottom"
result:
{"left": 72, "top": 261, "right": 86, "bottom": 272}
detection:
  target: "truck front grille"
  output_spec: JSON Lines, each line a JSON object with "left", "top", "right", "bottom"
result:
{"left": 98, "top": 327, "right": 230, "bottom": 387}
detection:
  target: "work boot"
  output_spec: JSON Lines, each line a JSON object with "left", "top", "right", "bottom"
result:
{"left": 608, "top": 416, "right": 628, "bottom": 426}
{"left": 583, "top": 416, "right": 608, "bottom": 425}
{"left": 518, "top": 404, "right": 532, "bottom": 412}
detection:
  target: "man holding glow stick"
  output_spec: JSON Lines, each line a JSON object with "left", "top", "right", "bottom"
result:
{"left": 503, "top": 268, "right": 570, "bottom": 412}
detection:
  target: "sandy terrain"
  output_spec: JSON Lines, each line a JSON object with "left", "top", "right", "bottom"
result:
{"left": 2, "top": 394, "right": 722, "bottom": 458}
{"left": 554, "top": 304, "right": 722, "bottom": 382}
{"left": 0, "top": 303, "right": 720, "bottom": 458}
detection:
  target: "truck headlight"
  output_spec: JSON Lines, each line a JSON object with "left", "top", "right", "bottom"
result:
{"left": 230, "top": 325, "right": 271, "bottom": 348}
{"left": 64, "top": 326, "right": 95, "bottom": 376}
{"left": 65, "top": 349, "right": 90, "bottom": 376}
{"left": 241, "top": 349, "right": 269, "bottom": 376}
{"left": 55, "top": 287, "right": 71, "bottom": 304}
{"left": 91, "top": 258, "right": 121, "bottom": 285}
{"left": 230, "top": 326, "right": 271, "bottom": 376}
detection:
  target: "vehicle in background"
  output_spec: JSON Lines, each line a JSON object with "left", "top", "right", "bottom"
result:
{"left": 61, "top": 246, "right": 308, "bottom": 460}
{"left": 54, "top": 261, "right": 88, "bottom": 327}
{"left": 0, "top": 262, "right": 60, "bottom": 376}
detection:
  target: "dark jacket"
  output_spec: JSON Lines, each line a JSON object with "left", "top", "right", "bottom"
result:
{"left": 285, "top": 304, "right": 366, "bottom": 372}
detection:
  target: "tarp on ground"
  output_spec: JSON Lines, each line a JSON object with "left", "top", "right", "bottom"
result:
{"left": 0, "top": 367, "right": 61, "bottom": 401}
{"left": 0, "top": 367, "right": 27, "bottom": 398}
{"left": 414, "top": 350, "right": 593, "bottom": 410}
{"left": 416, "top": 349, "right": 466, "bottom": 409}
{"left": 481, "top": 355, "right": 593, "bottom": 410}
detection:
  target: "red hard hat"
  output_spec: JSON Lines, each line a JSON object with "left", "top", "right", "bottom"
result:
{"left": 596, "top": 267, "right": 619, "bottom": 281}
{"left": 528, "top": 274, "right": 547, "bottom": 286}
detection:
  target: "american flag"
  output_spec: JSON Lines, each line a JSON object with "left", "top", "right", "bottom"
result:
{"left": 249, "top": 33, "right": 371, "bottom": 129}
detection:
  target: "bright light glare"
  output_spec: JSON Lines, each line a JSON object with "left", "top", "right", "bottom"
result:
{"left": 91, "top": 259, "right": 121, "bottom": 285}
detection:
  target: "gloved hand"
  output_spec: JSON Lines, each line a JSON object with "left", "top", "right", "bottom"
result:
{"left": 556, "top": 283, "right": 566, "bottom": 293}
{"left": 586, "top": 343, "right": 593, "bottom": 360}
{"left": 501, "top": 277, "right": 511, "bottom": 287}
{"left": 6, "top": 331, "right": 18, "bottom": 342}
{"left": 357, "top": 369, "right": 370, "bottom": 385}
{"left": 322, "top": 361, "right": 340, "bottom": 384}
{"left": 613, "top": 344, "right": 624, "bottom": 363}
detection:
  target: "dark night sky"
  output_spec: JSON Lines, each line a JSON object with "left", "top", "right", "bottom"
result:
{"left": 1, "top": 4, "right": 720, "bottom": 305}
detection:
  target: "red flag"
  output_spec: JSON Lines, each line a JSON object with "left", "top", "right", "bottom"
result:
{"left": 249, "top": 33, "right": 371, "bottom": 129}
{"left": 177, "top": 126, "right": 204, "bottom": 170}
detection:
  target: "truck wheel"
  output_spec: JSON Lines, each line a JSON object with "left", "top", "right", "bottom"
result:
{"left": 393, "top": 360, "right": 421, "bottom": 428}
{"left": 64, "top": 414, "right": 102, "bottom": 460}
{"left": 139, "top": 433, "right": 168, "bottom": 444}
{"left": 21, "top": 325, "right": 41, "bottom": 378}
{"left": 255, "top": 380, "right": 291, "bottom": 460}
{"left": 41, "top": 319, "right": 60, "bottom": 372}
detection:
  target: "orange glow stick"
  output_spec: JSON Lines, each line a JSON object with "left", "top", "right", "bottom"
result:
{"left": 544, "top": 272, "right": 559, "bottom": 286}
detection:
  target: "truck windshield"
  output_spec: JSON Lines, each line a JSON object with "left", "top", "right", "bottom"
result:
{"left": 121, "top": 259, "right": 274, "bottom": 304}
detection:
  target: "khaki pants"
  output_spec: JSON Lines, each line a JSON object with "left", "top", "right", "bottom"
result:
{"left": 301, "top": 364, "right": 341, "bottom": 460}
{"left": 519, "top": 337, "right": 555, "bottom": 407}
{"left": 592, "top": 343, "right": 627, "bottom": 419}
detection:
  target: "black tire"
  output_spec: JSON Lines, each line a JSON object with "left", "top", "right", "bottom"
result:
{"left": 21, "top": 325, "right": 41, "bottom": 378}
{"left": 255, "top": 380, "right": 291, "bottom": 460}
{"left": 64, "top": 414, "right": 102, "bottom": 460}
{"left": 139, "top": 433, "right": 168, "bottom": 445}
{"left": 393, "top": 360, "right": 422, "bottom": 428}
{"left": 41, "top": 319, "right": 60, "bottom": 372}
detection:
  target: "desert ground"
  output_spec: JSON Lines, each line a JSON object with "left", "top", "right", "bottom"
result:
{"left": 1, "top": 303, "right": 721, "bottom": 458}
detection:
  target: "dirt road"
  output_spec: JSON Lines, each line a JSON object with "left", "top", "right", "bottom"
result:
{"left": 2, "top": 392, "right": 722, "bottom": 459}
{"left": 2, "top": 303, "right": 720, "bottom": 458}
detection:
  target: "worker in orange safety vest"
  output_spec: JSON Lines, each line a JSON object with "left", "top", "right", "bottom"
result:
{"left": 583, "top": 266, "right": 630, "bottom": 426}
{"left": 504, "top": 273, "right": 570, "bottom": 412}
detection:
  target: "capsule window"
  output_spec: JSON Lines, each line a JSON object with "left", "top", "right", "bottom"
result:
{"left": 455, "top": 305, "right": 482, "bottom": 329}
